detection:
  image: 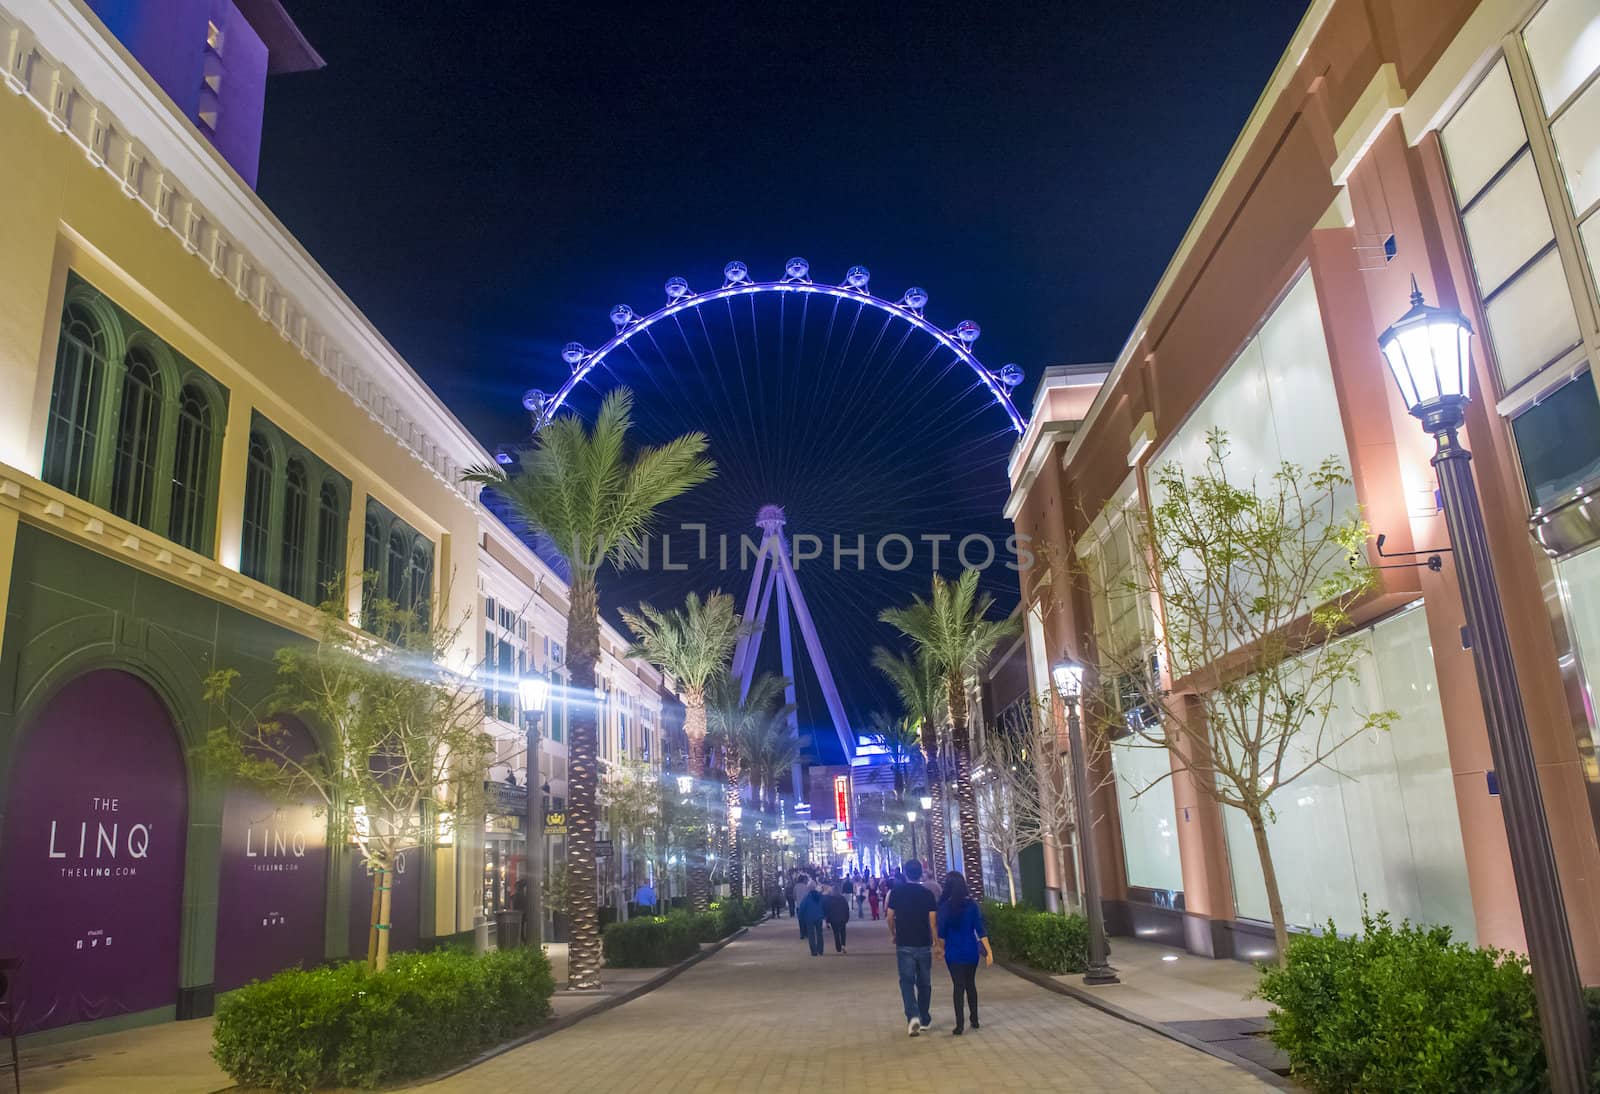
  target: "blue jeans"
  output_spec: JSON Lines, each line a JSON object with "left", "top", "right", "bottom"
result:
{"left": 805, "top": 920, "right": 825, "bottom": 955}
{"left": 896, "top": 945, "right": 933, "bottom": 1023}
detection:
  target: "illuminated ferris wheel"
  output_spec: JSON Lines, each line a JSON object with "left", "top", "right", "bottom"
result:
{"left": 517, "top": 258, "right": 1030, "bottom": 436}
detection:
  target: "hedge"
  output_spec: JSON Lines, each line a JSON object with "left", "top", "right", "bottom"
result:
{"left": 212, "top": 944, "right": 554, "bottom": 1093}
{"left": 602, "top": 915, "right": 701, "bottom": 967}
{"left": 982, "top": 901, "right": 1089, "bottom": 974}
{"left": 1256, "top": 908, "right": 1600, "bottom": 1093}
{"left": 604, "top": 898, "right": 765, "bottom": 967}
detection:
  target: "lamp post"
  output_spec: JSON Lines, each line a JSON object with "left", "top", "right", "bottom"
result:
{"left": 907, "top": 808, "right": 920, "bottom": 864}
{"left": 1052, "top": 660, "right": 1118, "bottom": 985}
{"left": 1379, "top": 278, "right": 1589, "bottom": 1091}
{"left": 517, "top": 675, "right": 550, "bottom": 947}
{"left": 918, "top": 790, "right": 934, "bottom": 870}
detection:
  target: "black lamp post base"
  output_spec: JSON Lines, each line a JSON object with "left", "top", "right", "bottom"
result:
{"left": 1084, "top": 962, "right": 1120, "bottom": 986}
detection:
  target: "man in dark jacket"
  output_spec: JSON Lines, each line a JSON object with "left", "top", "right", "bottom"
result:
{"left": 822, "top": 884, "right": 851, "bottom": 954}
{"left": 797, "top": 886, "right": 826, "bottom": 956}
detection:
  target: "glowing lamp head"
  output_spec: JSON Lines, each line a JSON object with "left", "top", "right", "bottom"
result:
{"left": 665, "top": 276, "right": 691, "bottom": 300}
{"left": 785, "top": 256, "right": 810, "bottom": 280}
{"left": 1051, "top": 659, "right": 1084, "bottom": 702}
{"left": 954, "top": 320, "right": 981, "bottom": 345}
{"left": 494, "top": 447, "right": 515, "bottom": 466}
{"left": 906, "top": 809, "right": 918, "bottom": 823}
{"left": 518, "top": 676, "right": 550, "bottom": 714}
{"left": 723, "top": 260, "right": 750, "bottom": 285}
{"left": 676, "top": 774, "right": 694, "bottom": 795}
{"left": 845, "top": 265, "right": 871, "bottom": 290}
{"left": 919, "top": 793, "right": 933, "bottom": 810}
{"left": 609, "top": 303, "right": 635, "bottom": 329}
{"left": 902, "top": 286, "right": 928, "bottom": 310}
{"left": 561, "top": 342, "right": 588, "bottom": 368}
{"left": 1379, "top": 277, "right": 1474, "bottom": 430}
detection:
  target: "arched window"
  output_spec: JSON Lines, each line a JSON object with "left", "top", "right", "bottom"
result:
{"left": 169, "top": 383, "right": 214, "bottom": 553}
{"left": 315, "top": 482, "right": 344, "bottom": 604}
{"left": 241, "top": 432, "right": 274, "bottom": 583}
{"left": 280, "top": 460, "right": 308, "bottom": 602}
{"left": 386, "top": 530, "right": 408, "bottom": 605}
{"left": 110, "top": 346, "right": 164, "bottom": 528}
{"left": 405, "top": 540, "right": 432, "bottom": 622}
{"left": 361, "top": 514, "right": 382, "bottom": 630}
{"left": 43, "top": 300, "right": 111, "bottom": 500}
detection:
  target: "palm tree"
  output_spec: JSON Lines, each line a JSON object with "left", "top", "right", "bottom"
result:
{"left": 880, "top": 569, "right": 1018, "bottom": 901}
{"left": 464, "top": 389, "right": 714, "bottom": 989}
{"left": 707, "top": 673, "right": 789, "bottom": 901}
{"left": 867, "top": 710, "right": 920, "bottom": 804}
{"left": 621, "top": 589, "right": 744, "bottom": 912}
{"left": 872, "top": 645, "right": 950, "bottom": 876}
{"left": 745, "top": 701, "right": 800, "bottom": 902}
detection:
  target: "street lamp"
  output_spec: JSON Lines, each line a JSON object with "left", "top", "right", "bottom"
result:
{"left": 1052, "top": 659, "right": 1118, "bottom": 985}
{"left": 907, "top": 809, "right": 920, "bottom": 864}
{"left": 517, "top": 675, "right": 550, "bottom": 947}
{"left": 1380, "top": 279, "right": 1589, "bottom": 1091}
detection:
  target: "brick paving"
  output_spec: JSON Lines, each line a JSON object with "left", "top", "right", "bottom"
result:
{"left": 424, "top": 914, "right": 1276, "bottom": 1093}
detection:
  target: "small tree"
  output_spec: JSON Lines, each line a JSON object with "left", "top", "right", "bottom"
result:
{"left": 1092, "top": 430, "right": 1392, "bottom": 962}
{"left": 871, "top": 647, "right": 949, "bottom": 875}
{"left": 599, "top": 757, "right": 664, "bottom": 915}
{"left": 203, "top": 586, "right": 491, "bottom": 972}
{"left": 975, "top": 695, "right": 1075, "bottom": 907}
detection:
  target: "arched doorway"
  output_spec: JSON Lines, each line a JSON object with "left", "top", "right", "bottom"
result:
{"left": 213, "top": 716, "right": 329, "bottom": 991}
{"left": 0, "top": 670, "right": 188, "bottom": 1032}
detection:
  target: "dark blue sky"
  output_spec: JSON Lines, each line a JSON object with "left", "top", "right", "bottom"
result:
{"left": 257, "top": 1, "right": 1306, "bottom": 743}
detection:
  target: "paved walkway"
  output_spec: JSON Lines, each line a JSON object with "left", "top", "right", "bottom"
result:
{"left": 425, "top": 915, "right": 1277, "bottom": 1094}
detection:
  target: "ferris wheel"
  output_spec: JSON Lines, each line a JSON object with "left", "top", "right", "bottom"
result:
{"left": 518, "top": 258, "right": 1029, "bottom": 437}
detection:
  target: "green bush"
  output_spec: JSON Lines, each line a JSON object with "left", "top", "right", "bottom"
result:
{"left": 602, "top": 915, "right": 700, "bottom": 967}
{"left": 708, "top": 897, "right": 764, "bottom": 938}
{"left": 212, "top": 945, "right": 553, "bottom": 1093}
{"left": 1256, "top": 909, "right": 1551, "bottom": 1093}
{"left": 982, "top": 901, "right": 1088, "bottom": 974}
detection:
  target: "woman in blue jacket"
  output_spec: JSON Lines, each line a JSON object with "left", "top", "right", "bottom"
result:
{"left": 936, "top": 871, "right": 992, "bottom": 1034}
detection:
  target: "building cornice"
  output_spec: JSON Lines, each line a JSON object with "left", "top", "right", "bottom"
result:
{"left": 1, "top": 0, "right": 491, "bottom": 503}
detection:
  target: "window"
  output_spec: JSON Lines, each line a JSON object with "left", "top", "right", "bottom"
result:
{"left": 43, "top": 276, "right": 231, "bottom": 556}
{"left": 1221, "top": 605, "right": 1474, "bottom": 938}
{"left": 1512, "top": 372, "right": 1600, "bottom": 508}
{"left": 386, "top": 531, "right": 408, "bottom": 612}
{"left": 170, "top": 384, "right": 215, "bottom": 553}
{"left": 43, "top": 299, "right": 111, "bottom": 501}
{"left": 362, "top": 498, "right": 433, "bottom": 636}
{"left": 279, "top": 460, "right": 308, "bottom": 601}
{"left": 110, "top": 346, "right": 163, "bottom": 528}
{"left": 240, "top": 432, "right": 274, "bottom": 583}
{"left": 1110, "top": 739, "right": 1183, "bottom": 894}
{"left": 314, "top": 483, "right": 343, "bottom": 603}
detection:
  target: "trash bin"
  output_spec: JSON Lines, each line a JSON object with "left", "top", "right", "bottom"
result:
{"left": 495, "top": 910, "right": 522, "bottom": 950}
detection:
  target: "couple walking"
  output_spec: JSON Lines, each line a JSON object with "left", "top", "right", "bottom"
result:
{"left": 886, "top": 861, "right": 992, "bottom": 1036}
{"left": 797, "top": 877, "right": 851, "bottom": 956}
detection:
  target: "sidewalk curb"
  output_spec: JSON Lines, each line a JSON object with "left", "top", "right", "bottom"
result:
{"left": 998, "top": 960, "right": 1296, "bottom": 1091}
{"left": 403, "top": 921, "right": 758, "bottom": 1087}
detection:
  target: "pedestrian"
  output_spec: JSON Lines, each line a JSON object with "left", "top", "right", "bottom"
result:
{"left": 937, "top": 871, "right": 992, "bottom": 1035}
{"left": 511, "top": 878, "right": 530, "bottom": 942}
{"left": 918, "top": 862, "right": 943, "bottom": 904}
{"left": 786, "top": 873, "right": 800, "bottom": 918}
{"left": 768, "top": 884, "right": 784, "bottom": 919}
{"left": 633, "top": 877, "right": 657, "bottom": 917}
{"left": 887, "top": 859, "right": 939, "bottom": 1036}
{"left": 868, "top": 879, "right": 882, "bottom": 921}
{"left": 855, "top": 877, "right": 868, "bottom": 918}
{"left": 823, "top": 883, "right": 851, "bottom": 953}
{"left": 791, "top": 872, "right": 812, "bottom": 924}
{"left": 798, "top": 884, "right": 826, "bottom": 957}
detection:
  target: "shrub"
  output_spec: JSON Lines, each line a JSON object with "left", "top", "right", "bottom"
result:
{"left": 982, "top": 901, "right": 1088, "bottom": 974}
{"left": 212, "top": 945, "right": 553, "bottom": 1093}
{"left": 1256, "top": 909, "right": 1548, "bottom": 1093}
{"left": 708, "top": 897, "right": 764, "bottom": 938}
{"left": 602, "top": 915, "right": 700, "bottom": 967}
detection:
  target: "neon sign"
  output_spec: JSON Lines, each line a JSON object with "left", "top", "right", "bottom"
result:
{"left": 834, "top": 775, "right": 850, "bottom": 829}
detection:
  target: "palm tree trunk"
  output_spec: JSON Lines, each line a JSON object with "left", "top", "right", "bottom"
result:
{"left": 947, "top": 681, "right": 984, "bottom": 901}
{"left": 725, "top": 772, "right": 743, "bottom": 899}
{"left": 685, "top": 705, "right": 710, "bottom": 912}
{"left": 565, "top": 575, "right": 604, "bottom": 989}
{"left": 924, "top": 748, "right": 949, "bottom": 878}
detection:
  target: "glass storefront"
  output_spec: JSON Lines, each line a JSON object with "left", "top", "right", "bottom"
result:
{"left": 1110, "top": 738, "right": 1184, "bottom": 896}
{"left": 1221, "top": 605, "right": 1475, "bottom": 939}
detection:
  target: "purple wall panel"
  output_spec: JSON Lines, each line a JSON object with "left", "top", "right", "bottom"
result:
{"left": 347, "top": 846, "right": 420, "bottom": 958}
{"left": 213, "top": 717, "right": 328, "bottom": 990}
{"left": 0, "top": 671, "right": 188, "bottom": 1032}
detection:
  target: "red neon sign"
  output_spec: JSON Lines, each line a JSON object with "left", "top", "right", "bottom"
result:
{"left": 834, "top": 775, "right": 850, "bottom": 828}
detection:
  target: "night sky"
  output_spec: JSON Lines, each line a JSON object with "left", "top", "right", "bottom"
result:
{"left": 256, "top": 1, "right": 1306, "bottom": 751}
